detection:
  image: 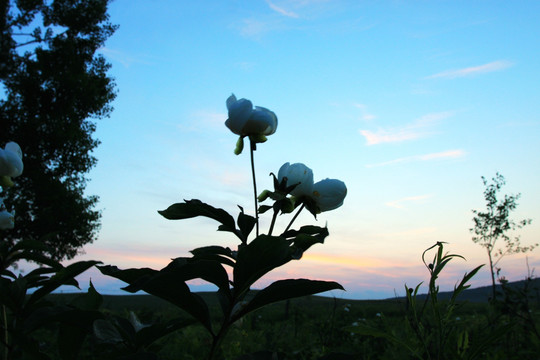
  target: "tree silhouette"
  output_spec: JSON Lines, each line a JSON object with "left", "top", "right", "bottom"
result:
{"left": 0, "top": 0, "right": 117, "bottom": 260}
{"left": 470, "top": 173, "right": 536, "bottom": 299}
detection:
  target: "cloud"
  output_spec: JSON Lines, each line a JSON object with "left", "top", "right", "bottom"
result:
{"left": 385, "top": 194, "right": 432, "bottom": 209}
{"left": 98, "top": 47, "right": 155, "bottom": 68}
{"left": 366, "top": 149, "right": 466, "bottom": 168}
{"left": 266, "top": 0, "right": 299, "bottom": 18}
{"left": 427, "top": 60, "right": 513, "bottom": 79}
{"left": 354, "top": 103, "right": 376, "bottom": 121}
{"left": 239, "top": 19, "right": 272, "bottom": 38}
{"left": 360, "top": 111, "right": 453, "bottom": 145}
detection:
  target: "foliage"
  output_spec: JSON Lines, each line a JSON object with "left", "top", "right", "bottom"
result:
{"left": 0, "top": 236, "right": 103, "bottom": 359}
{"left": 95, "top": 95, "right": 347, "bottom": 359}
{"left": 0, "top": 0, "right": 117, "bottom": 260}
{"left": 347, "top": 242, "right": 498, "bottom": 359}
{"left": 470, "top": 172, "right": 536, "bottom": 299}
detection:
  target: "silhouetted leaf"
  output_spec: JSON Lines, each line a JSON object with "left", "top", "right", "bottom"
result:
{"left": 135, "top": 318, "right": 196, "bottom": 347}
{"left": 158, "top": 199, "right": 238, "bottom": 234}
{"left": 191, "top": 246, "right": 236, "bottom": 267}
{"left": 234, "top": 279, "right": 344, "bottom": 319}
{"left": 237, "top": 209, "right": 257, "bottom": 242}
{"left": 233, "top": 235, "right": 292, "bottom": 297}
{"left": 28, "top": 260, "right": 101, "bottom": 305}
{"left": 98, "top": 265, "right": 213, "bottom": 334}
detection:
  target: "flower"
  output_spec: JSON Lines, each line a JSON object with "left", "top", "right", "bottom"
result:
{"left": 312, "top": 178, "right": 347, "bottom": 212}
{"left": 0, "top": 199, "right": 14, "bottom": 229}
{"left": 225, "top": 94, "right": 278, "bottom": 137}
{"left": 0, "top": 142, "right": 23, "bottom": 179}
{"left": 278, "top": 162, "right": 314, "bottom": 197}
{"left": 0, "top": 210, "right": 14, "bottom": 229}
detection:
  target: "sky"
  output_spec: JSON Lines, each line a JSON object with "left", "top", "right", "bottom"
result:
{"left": 50, "top": 0, "right": 540, "bottom": 300}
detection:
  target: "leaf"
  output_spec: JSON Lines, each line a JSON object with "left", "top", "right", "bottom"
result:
{"left": 98, "top": 265, "right": 214, "bottom": 334}
{"left": 8, "top": 250, "right": 63, "bottom": 270}
{"left": 162, "top": 257, "right": 231, "bottom": 295}
{"left": 57, "top": 309, "right": 104, "bottom": 360}
{"left": 93, "top": 318, "right": 124, "bottom": 344}
{"left": 190, "top": 245, "right": 236, "bottom": 267}
{"left": 69, "top": 281, "right": 103, "bottom": 311}
{"left": 233, "top": 235, "right": 291, "bottom": 297}
{"left": 135, "top": 318, "right": 196, "bottom": 348}
{"left": 28, "top": 260, "right": 101, "bottom": 305}
{"left": 234, "top": 279, "right": 344, "bottom": 320}
{"left": 158, "top": 199, "right": 238, "bottom": 234}
{"left": 237, "top": 210, "right": 257, "bottom": 242}
{"left": 451, "top": 264, "right": 484, "bottom": 302}
{"left": 257, "top": 205, "right": 273, "bottom": 214}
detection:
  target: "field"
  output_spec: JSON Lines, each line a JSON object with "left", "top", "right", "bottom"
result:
{"left": 44, "top": 279, "right": 540, "bottom": 360}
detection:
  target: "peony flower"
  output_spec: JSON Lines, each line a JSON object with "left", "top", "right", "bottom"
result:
{"left": 278, "top": 162, "right": 314, "bottom": 197}
{"left": 225, "top": 94, "right": 277, "bottom": 137}
{"left": 312, "top": 178, "right": 347, "bottom": 212}
{"left": 0, "top": 209, "right": 14, "bottom": 229}
{"left": 0, "top": 142, "right": 23, "bottom": 179}
{"left": 0, "top": 198, "right": 14, "bottom": 229}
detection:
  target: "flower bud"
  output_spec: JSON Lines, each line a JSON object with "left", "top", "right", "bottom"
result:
{"left": 257, "top": 190, "right": 271, "bottom": 202}
{"left": 225, "top": 94, "right": 278, "bottom": 137}
{"left": 312, "top": 179, "right": 347, "bottom": 212}
{"left": 277, "top": 162, "right": 314, "bottom": 197}
{"left": 0, "top": 142, "right": 23, "bottom": 178}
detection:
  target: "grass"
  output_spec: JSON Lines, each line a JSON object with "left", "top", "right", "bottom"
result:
{"left": 43, "top": 288, "right": 539, "bottom": 359}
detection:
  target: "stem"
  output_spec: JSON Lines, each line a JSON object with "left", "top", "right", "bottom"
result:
{"left": 268, "top": 208, "right": 279, "bottom": 236}
{"left": 208, "top": 325, "right": 230, "bottom": 360}
{"left": 488, "top": 247, "right": 496, "bottom": 300}
{"left": 2, "top": 305, "right": 7, "bottom": 360}
{"left": 284, "top": 204, "right": 305, "bottom": 233}
{"left": 249, "top": 139, "right": 259, "bottom": 237}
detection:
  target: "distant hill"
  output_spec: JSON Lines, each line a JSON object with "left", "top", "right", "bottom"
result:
{"left": 398, "top": 277, "right": 540, "bottom": 303}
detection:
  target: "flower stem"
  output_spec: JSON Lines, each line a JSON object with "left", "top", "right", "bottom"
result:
{"left": 249, "top": 139, "right": 259, "bottom": 237}
{"left": 284, "top": 203, "right": 305, "bottom": 233}
{"left": 268, "top": 208, "right": 279, "bottom": 236}
{"left": 2, "top": 305, "right": 7, "bottom": 360}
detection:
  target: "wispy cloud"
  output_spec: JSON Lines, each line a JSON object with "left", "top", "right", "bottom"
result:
{"left": 385, "top": 194, "right": 432, "bottom": 209}
{"left": 239, "top": 19, "right": 273, "bottom": 38}
{"left": 366, "top": 149, "right": 466, "bottom": 168}
{"left": 354, "top": 103, "right": 376, "bottom": 121}
{"left": 99, "top": 47, "right": 157, "bottom": 68}
{"left": 266, "top": 0, "right": 299, "bottom": 18}
{"left": 427, "top": 60, "right": 513, "bottom": 79}
{"left": 360, "top": 111, "right": 453, "bottom": 145}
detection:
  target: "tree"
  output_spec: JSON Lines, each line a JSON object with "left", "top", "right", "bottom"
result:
{"left": 0, "top": 0, "right": 117, "bottom": 260}
{"left": 470, "top": 172, "right": 536, "bottom": 299}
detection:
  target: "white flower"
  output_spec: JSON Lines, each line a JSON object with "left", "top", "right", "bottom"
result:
{"left": 0, "top": 142, "right": 23, "bottom": 178}
{"left": 312, "top": 178, "right": 347, "bottom": 212}
{"left": 278, "top": 162, "right": 314, "bottom": 197}
{"left": 225, "top": 94, "right": 277, "bottom": 136}
{"left": 0, "top": 199, "right": 14, "bottom": 230}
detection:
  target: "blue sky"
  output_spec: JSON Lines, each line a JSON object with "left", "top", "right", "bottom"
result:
{"left": 57, "top": 0, "right": 540, "bottom": 299}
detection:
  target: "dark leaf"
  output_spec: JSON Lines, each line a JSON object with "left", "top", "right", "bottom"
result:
{"left": 237, "top": 210, "right": 257, "bottom": 242}
{"left": 98, "top": 265, "right": 214, "bottom": 334}
{"left": 158, "top": 199, "right": 237, "bottom": 234}
{"left": 135, "top": 318, "right": 196, "bottom": 348}
{"left": 233, "top": 235, "right": 292, "bottom": 297}
{"left": 191, "top": 245, "right": 236, "bottom": 267}
{"left": 234, "top": 279, "right": 344, "bottom": 319}
{"left": 28, "top": 260, "right": 101, "bottom": 305}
